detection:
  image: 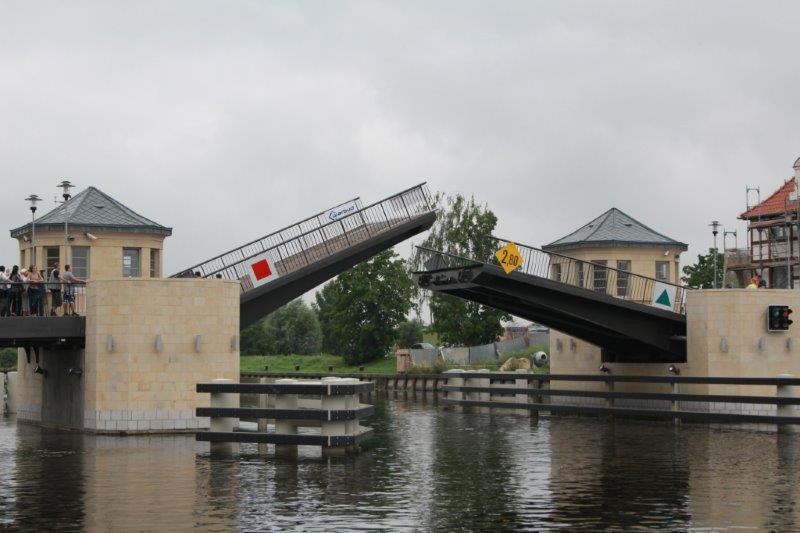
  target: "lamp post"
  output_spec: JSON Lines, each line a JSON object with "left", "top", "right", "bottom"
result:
{"left": 25, "top": 194, "right": 42, "bottom": 266}
{"left": 710, "top": 220, "right": 721, "bottom": 289}
{"left": 57, "top": 179, "right": 74, "bottom": 266}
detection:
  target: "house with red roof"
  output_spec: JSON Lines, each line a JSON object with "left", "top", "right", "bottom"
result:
{"left": 729, "top": 157, "right": 800, "bottom": 288}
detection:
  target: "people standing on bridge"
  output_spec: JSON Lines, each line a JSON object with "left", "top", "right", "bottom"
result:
{"left": 48, "top": 264, "right": 63, "bottom": 316}
{"left": 746, "top": 276, "right": 758, "bottom": 289}
{"left": 61, "top": 264, "right": 83, "bottom": 316}
{"left": 758, "top": 278, "right": 768, "bottom": 289}
{"left": 0, "top": 266, "right": 10, "bottom": 317}
{"left": 9, "top": 266, "right": 23, "bottom": 316}
{"left": 26, "top": 265, "right": 44, "bottom": 316}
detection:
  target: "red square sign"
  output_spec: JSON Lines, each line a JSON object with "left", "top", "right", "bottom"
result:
{"left": 251, "top": 258, "right": 272, "bottom": 281}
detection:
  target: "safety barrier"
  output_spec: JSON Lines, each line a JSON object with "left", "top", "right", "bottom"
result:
{"left": 0, "top": 282, "right": 86, "bottom": 317}
{"left": 195, "top": 377, "right": 375, "bottom": 456}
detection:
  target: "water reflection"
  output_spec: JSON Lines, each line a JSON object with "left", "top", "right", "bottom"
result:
{"left": 0, "top": 396, "right": 799, "bottom": 530}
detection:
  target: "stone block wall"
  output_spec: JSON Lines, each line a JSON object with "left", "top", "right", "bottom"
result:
{"left": 80, "top": 278, "right": 239, "bottom": 432}
{"left": 550, "top": 289, "right": 800, "bottom": 414}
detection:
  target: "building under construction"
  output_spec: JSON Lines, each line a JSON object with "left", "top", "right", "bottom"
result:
{"left": 725, "top": 157, "right": 800, "bottom": 288}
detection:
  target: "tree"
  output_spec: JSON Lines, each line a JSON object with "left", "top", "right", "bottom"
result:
{"left": 262, "top": 299, "right": 322, "bottom": 355}
{"left": 412, "top": 193, "right": 510, "bottom": 346}
{"left": 395, "top": 319, "right": 424, "bottom": 348}
{"left": 681, "top": 249, "right": 725, "bottom": 288}
{"left": 315, "top": 250, "right": 414, "bottom": 364}
{"left": 240, "top": 319, "right": 269, "bottom": 355}
{"left": 239, "top": 300, "right": 322, "bottom": 355}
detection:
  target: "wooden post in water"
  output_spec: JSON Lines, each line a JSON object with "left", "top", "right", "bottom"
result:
{"left": 275, "top": 379, "right": 298, "bottom": 457}
{"left": 515, "top": 369, "right": 531, "bottom": 417}
{"left": 671, "top": 381, "right": 680, "bottom": 425}
{"left": 777, "top": 374, "right": 796, "bottom": 433}
{"left": 258, "top": 376, "right": 270, "bottom": 454}
{"left": 209, "top": 378, "right": 238, "bottom": 455}
{"left": 444, "top": 369, "right": 464, "bottom": 412}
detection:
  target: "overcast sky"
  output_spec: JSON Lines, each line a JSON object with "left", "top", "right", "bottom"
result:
{"left": 1, "top": 1, "right": 799, "bottom": 278}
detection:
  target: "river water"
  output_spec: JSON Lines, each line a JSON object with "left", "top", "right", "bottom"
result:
{"left": 1, "top": 393, "right": 798, "bottom": 531}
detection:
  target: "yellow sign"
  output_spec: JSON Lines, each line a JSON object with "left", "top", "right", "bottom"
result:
{"left": 495, "top": 242, "right": 523, "bottom": 274}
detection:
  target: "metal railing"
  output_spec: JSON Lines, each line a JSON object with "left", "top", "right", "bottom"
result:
{"left": 172, "top": 195, "right": 363, "bottom": 279}
{"left": 174, "top": 183, "right": 433, "bottom": 291}
{"left": 413, "top": 235, "right": 690, "bottom": 314}
{"left": 0, "top": 282, "right": 86, "bottom": 317}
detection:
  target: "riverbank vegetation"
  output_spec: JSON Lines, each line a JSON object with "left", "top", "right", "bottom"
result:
{"left": 240, "top": 354, "right": 397, "bottom": 373}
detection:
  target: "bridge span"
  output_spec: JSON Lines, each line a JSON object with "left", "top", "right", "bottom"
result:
{"left": 412, "top": 238, "right": 689, "bottom": 363}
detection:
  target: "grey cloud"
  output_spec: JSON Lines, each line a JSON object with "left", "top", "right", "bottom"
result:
{"left": 1, "top": 1, "right": 798, "bottom": 276}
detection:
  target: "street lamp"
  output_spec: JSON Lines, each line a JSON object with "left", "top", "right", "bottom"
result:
{"left": 710, "top": 220, "right": 721, "bottom": 289}
{"left": 57, "top": 179, "right": 74, "bottom": 266}
{"left": 25, "top": 194, "right": 42, "bottom": 265}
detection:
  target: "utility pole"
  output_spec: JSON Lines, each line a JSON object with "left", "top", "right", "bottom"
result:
{"left": 710, "top": 220, "right": 721, "bottom": 289}
{"left": 57, "top": 179, "right": 74, "bottom": 267}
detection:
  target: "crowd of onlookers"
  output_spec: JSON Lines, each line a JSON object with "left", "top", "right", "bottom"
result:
{"left": 0, "top": 262, "right": 84, "bottom": 317}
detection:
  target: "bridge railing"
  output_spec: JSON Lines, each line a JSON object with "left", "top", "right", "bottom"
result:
{"left": 171, "top": 195, "right": 363, "bottom": 279}
{"left": 174, "top": 183, "right": 432, "bottom": 291}
{"left": 413, "top": 235, "right": 690, "bottom": 314}
{"left": 0, "top": 282, "right": 86, "bottom": 317}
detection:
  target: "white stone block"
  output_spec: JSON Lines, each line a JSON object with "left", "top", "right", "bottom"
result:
{"left": 163, "top": 420, "right": 175, "bottom": 430}
{"left": 136, "top": 420, "right": 150, "bottom": 431}
{"left": 175, "top": 419, "right": 187, "bottom": 430}
{"left": 151, "top": 420, "right": 164, "bottom": 430}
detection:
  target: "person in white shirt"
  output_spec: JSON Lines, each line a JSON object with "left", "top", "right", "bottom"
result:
{"left": 61, "top": 264, "right": 84, "bottom": 316}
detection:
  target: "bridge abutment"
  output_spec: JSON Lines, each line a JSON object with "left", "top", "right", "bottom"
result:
{"left": 16, "top": 278, "right": 240, "bottom": 433}
{"left": 551, "top": 289, "right": 800, "bottom": 416}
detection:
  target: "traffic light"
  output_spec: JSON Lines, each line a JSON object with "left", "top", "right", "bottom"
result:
{"left": 767, "top": 305, "right": 793, "bottom": 332}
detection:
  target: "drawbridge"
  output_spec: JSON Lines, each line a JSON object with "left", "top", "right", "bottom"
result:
{"left": 412, "top": 238, "right": 690, "bottom": 362}
{"left": 174, "top": 183, "right": 435, "bottom": 326}
{"left": 0, "top": 184, "right": 433, "bottom": 356}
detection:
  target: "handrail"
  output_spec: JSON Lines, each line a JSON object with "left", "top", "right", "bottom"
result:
{"left": 0, "top": 282, "right": 87, "bottom": 317}
{"left": 493, "top": 235, "right": 687, "bottom": 290}
{"left": 413, "top": 234, "right": 690, "bottom": 314}
{"left": 171, "top": 195, "right": 362, "bottom": 278}
{"left": 176, "top": 183, "right": 433, "bottom": 290}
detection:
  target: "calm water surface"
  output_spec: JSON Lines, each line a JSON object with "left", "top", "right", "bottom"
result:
{"left": 1, "top": 393, "right": 799, "bottom": 531}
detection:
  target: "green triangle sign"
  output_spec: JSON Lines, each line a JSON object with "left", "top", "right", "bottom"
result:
{"left": 655, "top": 289, "right": 671, "bottom": 306}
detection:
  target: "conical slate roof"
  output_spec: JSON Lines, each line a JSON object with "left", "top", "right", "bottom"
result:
{"left": 10, "top": 186, "right": 172, "bottom": 238}
{"left": 542, "top": 208, "right": 686, "bottom": 252}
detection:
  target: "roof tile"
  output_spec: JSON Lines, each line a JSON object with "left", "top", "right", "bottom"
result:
{"left": 10, "top": 186, "right": 172, "bottom": 237}
{"left": 543, "top": 208, "right": 687, "bottom": 251}
{"left": 739, "top": 178, "right": 797, "bottom": 219}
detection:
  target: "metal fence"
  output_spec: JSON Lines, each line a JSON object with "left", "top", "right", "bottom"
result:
{"left": 0, "top": 282, "right": 86, "bottom": 317}
{"left": 414, "top": 234, "right": 690, "bottom": 314}
{"left": 174, "top": 183, "right": 433, "bottom": 292}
